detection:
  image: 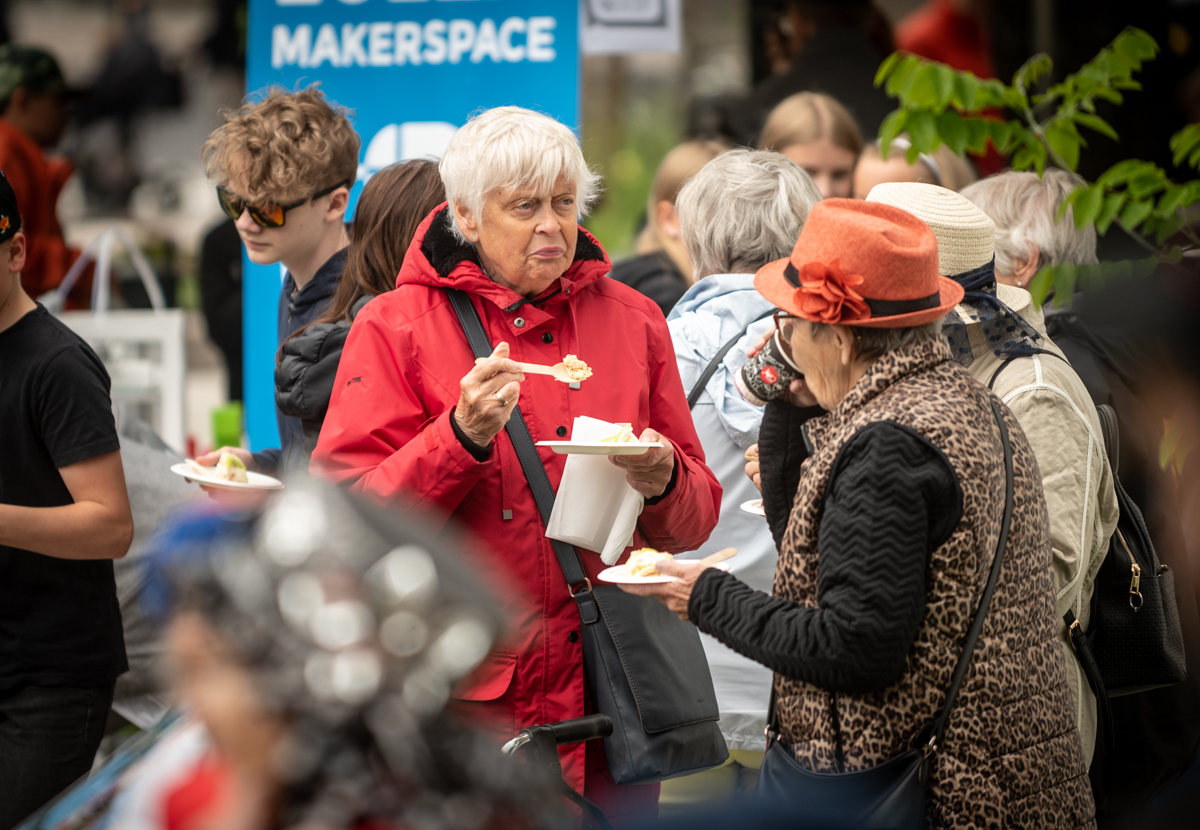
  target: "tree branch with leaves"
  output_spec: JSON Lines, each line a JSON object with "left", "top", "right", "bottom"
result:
{"left": 873, "top": 27, "right": 1195, "bottom": 304}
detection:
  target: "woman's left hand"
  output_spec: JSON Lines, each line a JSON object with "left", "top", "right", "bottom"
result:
{"left": 617, "top": 558, "right": 709, "bottom": 620}
{"left": 610, "top": 428, "right": 675, "bottom": 498}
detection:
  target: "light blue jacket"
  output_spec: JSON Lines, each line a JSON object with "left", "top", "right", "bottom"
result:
{"left": 668, "top": 274, "right": 777, "bottom": 751}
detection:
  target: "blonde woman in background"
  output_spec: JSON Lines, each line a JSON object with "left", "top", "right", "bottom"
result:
{"left": 757, "top": 91, "right": 862, "bottom": 198}
{"left": 609, "top": 139, "right": 728, "bottom": 316}
{"left": 852, "top": 136, "right": 978, "bottom": 198}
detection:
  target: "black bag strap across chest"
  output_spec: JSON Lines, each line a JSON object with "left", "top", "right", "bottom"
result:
{"left": 444, "top": 288, "right": 594, "bottom": 596}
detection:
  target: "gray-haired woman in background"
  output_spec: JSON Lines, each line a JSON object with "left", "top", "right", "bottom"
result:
{"left": 662, "top": 149, "right": 821, "bottom": 811}
{"left": 959, "top": 169, "right": 1097, "bottom": 290}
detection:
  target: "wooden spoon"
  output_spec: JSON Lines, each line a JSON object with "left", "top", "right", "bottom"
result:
{"left": 696, "top": 547, "right": 738, "bottom": 568}
{"left": 475, "top": 357, "right": 580, "bottom": 383}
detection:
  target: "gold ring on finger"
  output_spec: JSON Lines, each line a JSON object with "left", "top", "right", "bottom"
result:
{"left": 495, "top": 392, "right": 509, "bottom": 406}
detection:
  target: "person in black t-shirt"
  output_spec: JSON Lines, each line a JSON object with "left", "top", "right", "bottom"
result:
{"left": 0, "top": 171, "right": 134, "bottom": 830}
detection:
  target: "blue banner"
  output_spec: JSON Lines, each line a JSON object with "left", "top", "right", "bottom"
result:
{"left": 242, "top": 0, "right": 579, "bottom": 453}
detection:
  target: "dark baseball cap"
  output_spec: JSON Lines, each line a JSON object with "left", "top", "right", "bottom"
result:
{"left": 0, "top": 170, "right": 23, "bottom": 243}
{"left": 0, "top": 45, "right": 68, "bottom": 102}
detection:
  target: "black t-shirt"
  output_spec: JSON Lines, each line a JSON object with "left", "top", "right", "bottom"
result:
{"left": 0, "top": 305, "right": 127, "bottom": 690}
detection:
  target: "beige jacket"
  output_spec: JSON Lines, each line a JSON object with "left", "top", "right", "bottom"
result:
{"left": 952, "top": 292, "right": 1120, "bottom": 767}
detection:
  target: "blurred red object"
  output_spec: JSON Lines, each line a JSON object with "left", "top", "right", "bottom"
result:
{"left": 896, "top": 0, "right": 1006, "bottom": 177}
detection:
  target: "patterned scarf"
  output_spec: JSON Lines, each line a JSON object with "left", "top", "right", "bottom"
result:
{"left": 943, "top": 258, "right": 1043, "bottom": 367}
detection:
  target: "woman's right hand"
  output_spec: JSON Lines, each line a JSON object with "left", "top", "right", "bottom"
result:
{"left": 744, "top": 444, "right": 761, "bottom": 492}
{"left": 454, "top": 341, "right": 525, "bottom": 447}
{"left": 746, "top": 325, "right": 776, "bottom": 358}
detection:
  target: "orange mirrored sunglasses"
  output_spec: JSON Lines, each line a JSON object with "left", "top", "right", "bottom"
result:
{"left": 217, "top": 180, "right": 350, "bottom": 228}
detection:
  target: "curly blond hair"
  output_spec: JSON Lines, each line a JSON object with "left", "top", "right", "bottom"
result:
{"left": 202, "top": 85, "right": 360, "bottom": 204}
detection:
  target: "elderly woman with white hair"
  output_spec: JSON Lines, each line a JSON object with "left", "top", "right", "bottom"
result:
{"left": 313, "top": 106, "right": 722, "bottom": 821}
{"left": 661, "top": 149, "right": 820, "bottom": 810}
{"left": 959, "top": 168, "right": 1098, "bottom": 289}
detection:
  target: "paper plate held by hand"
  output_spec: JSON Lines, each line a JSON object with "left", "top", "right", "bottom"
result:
{"left": 170, "top": 462, "right": 284, "bottom": 492}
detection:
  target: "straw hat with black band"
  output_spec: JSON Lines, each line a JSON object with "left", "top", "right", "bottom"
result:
{"left": 754, "top": 198, "right": 963, "bottom": 329}
{"left": 865, "top": 181, "right": 1045, "bottom": 366}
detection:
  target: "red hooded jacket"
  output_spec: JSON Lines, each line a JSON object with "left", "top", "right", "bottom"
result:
{"left": 312, "top": 206, "right": 722, "bottom": 800}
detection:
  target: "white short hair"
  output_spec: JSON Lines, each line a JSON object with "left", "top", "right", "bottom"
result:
{"left": 439, "top": 106, "right": 602, "bottom": 242}
{"left": 960, "top": 169, "right": 1098, "bottom": 275}
{"left": 675, "top": 149, "right": 822, "bottom": 279}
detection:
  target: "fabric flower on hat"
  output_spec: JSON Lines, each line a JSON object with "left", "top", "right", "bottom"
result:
{"left": 795, "top": 259, "right": 870, "bottom": 325}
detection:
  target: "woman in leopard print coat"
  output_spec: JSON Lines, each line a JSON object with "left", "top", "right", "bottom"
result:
{"left": 626, "top": 200, "right": 1094, "bottom": 829}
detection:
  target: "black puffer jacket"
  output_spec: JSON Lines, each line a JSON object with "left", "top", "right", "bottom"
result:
{"left": 275, "top": 296, "right": 372, "bottom": 460}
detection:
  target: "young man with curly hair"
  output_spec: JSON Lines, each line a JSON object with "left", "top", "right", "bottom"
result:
{"left": 197, "top": 85, "right": 359, "bottom": 475}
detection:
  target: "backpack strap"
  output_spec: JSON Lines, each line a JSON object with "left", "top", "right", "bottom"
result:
{"left": 1095, "top": 403, "right": 1120, "bottom": 475}
{"left": 687, "top": 310, "right": 774, "bottom": 410}
{"left": 986, "top": 348, "right": 1067, "bottom": 391}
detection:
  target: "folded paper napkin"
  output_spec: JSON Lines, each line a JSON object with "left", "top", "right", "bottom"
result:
{"left": 546, "top": 416, "right": 645, "bottom": 565}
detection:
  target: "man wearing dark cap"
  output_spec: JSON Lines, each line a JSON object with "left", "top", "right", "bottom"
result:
{"left": 0, "top": 45, "right": 76, "bottom": 302}
{"left": 0, "top": 172, "right": 133, "bottom": 829}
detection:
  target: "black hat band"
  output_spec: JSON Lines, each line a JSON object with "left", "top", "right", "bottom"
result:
{"left": 783, "top": 260, "right": 942, "bottom": 318}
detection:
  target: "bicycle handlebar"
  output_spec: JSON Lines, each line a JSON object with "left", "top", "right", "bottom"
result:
{"left": 547, "top": 714, "right": 613, "bottom": 746}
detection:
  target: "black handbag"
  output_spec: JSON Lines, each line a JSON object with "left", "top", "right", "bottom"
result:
{"left": 446, "top": 288, "right": 729, "bottom": 784}
{"left": 756, "top": 398, "right": 1016, "bottom": 830}
{"left": 1073, "top": 404, "right": 1186, "bottom": 697}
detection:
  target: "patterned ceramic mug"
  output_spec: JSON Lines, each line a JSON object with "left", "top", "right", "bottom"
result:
{"left": 734, "top": 330, "right": 803, "bottom": 406}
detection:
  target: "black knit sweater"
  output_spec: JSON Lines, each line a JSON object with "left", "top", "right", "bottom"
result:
{"left": 688, "top": 403, "right": 964, "bottom": 694}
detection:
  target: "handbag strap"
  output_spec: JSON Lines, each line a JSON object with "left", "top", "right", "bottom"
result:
{"left": 444, "top": 289, "right": 600, "bottom": 614}
{"left": 765, "top": 397, "right": 1015, "bottom": 759}
{"left": 924, "top": 397, "right": 1014, "bottom": 755}
{"left": 687, "top": 309, "right": 774, "bottom": 409}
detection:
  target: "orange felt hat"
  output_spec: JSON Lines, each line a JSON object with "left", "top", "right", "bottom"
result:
{"left": 754, "top": 199, "right": 964, "bottom": 328}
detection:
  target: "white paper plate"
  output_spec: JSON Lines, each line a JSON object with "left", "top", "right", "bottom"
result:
{"left": 536, "top": 441, "right": 663, "bottom": 456}
{"left": 170, "top": 463, "right": 285, "bottom": 491}
{"left": 597, "top": 560, "right": 731, "bottom": 584}
{"left": 740, "top": 498, "right": 765, "bottom": 517}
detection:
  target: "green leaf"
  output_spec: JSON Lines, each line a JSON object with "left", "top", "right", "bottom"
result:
{"left": 1045, "top": 120, "right": 1082, "bottom": 171}
{"left": 875, "top": 51, "right": 902, "bottom": 87}
{"left": 1030, "top": 139, "right": 1048, "bottom": 176}
{"left": 1095, "top": 192, "right": 1127, "bottom": 235}
{"left": 908, "top": 64, "right": 939, "bottom": 108}
{"left": 1189, "top": 144, "right": 1200, "bottom": 170}
{"left": 989, "top": 120, "right": 1014, "bottom": 153}
{"left": 1052, "top": 264, "right": 1079, "bottom": 309}
{"left": 907, "top": 110, "right": 938, "bottom": 152}
{"left": 934, "top": 64, "right": 957, "bottom": 110}
{"left": 965, "top": 118, "right": 991, "bottom": 154}
{"left": 1014, "top": 53, "right": 1053, "bottom": 91}
{"left": 1012, "top": 146, "right": 1034, "bottom": 171}
{"left": 878, "top": 109, "right": 908, "bottom": 159}
{"left": 1127, "top": 170, "right": 1167, "bottom": 200}
{"left": 1096, "top": 158, "right": 1147, "bottom": 189}
{"left": 1169, "top": 124, "right": 1200, "bottom": 167}
{"left": 936, "top": 110, "right": 968, "bottom": 154}
{"left": 1155, "top": 185, "right": 1189, "bottom": 219}
{"left": 1093, "top": 87, "right": 1124, "bottom": 105}
{"left": 884, "top": 56, "right": 920, "bottom": 101}
{"left": 1072, "top": 186, "right": 1104, "bottom": 228}
{"left": 953, "top": 73, "right": 978, "bottom": 112}
{"left": 1120, "top": 199, "right": 1154, "bottom": 229}
{"left": 1074, "top": 112, "right": 1119, "bottom": 142}
{"left": 1028, "top": 265, "right": 1055, "bottom": 307}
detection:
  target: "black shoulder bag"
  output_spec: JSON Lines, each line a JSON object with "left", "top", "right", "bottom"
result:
{"left": 755, "top": 398, "right": 1015, "bottom": 830}
{"left": 990, "top": 362, "right": 1186, "bottom": 747}
{"left": 445, "top": 289, "right": 729, "bottom": 784}
{"left": 686, "top": 310, "right": 774, "bottom": 409}
{"left": 1071, "top": 404, "right": 1185, "bottom": 697}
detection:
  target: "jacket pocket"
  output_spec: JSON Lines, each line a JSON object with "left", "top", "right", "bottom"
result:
{"left": 450, "top": 651, "right": 516, "bottom": 701}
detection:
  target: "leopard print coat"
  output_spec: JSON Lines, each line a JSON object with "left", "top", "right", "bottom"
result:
{"left": 773, "top": 337, "right": 1095, "bottom": 829}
